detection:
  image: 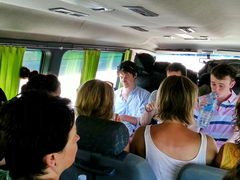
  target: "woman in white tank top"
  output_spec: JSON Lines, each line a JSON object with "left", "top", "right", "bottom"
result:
{"left": 130, "top": 76, "right": 217, "bottom": 180}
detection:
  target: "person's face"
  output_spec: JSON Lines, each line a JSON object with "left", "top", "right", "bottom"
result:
{"left": 119, "top": 72, "right": 136, "bottom": 88}
{"left": 210, "top": 74, "right": 235, "bottom": 99}
{"left": 167, "top": 71, "right": 182, "bottom": 77}
{"left": 56, "top": 123, "right": 80, "bottom": 172}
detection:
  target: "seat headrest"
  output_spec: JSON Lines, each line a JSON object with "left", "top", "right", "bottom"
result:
{"left": 76, "top": 116, "right": 129, "bottom": 156}
{"left": 135, "top": 53, "right": 155, "bottom": 73}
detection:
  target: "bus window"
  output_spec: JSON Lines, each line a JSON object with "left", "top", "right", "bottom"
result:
{"left": 58, "top": 50, "right": 84, "bottom": 103}
{"left": 19, "top": 49, "right": 43, "bottom": 93}
{"left": 95, "top": 52, "right": 123, "bottom": 88}
{"left": 22, "top": 49, "right": 42, "bottom": 71}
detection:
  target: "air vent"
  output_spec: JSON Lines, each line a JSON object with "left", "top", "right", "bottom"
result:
{"left": 49, "top": 8, "right": 88, "bottom": 17}
{"left": 179, "top": 27, "right": 195, "bottom": 33}
{"left": 123, "top": 26, "right": 148, "bottom": 32}
{"left": 123, "top": 6, "right": 158, "bottom": 17}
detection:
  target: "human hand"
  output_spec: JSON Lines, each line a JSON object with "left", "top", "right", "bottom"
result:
{"left": 145, "top": 102, "right": 156, "bottom": 112}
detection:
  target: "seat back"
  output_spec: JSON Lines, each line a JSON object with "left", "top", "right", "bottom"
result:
{"left": 60, "top": 116, "right": 157, "bottom": 180}
{"left": 177, "top": 164, "right": 228, "bottom": 180}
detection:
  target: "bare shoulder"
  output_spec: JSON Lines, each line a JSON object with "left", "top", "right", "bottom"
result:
{"left": 130, "top": 126, "right": 147, "bottom": 158}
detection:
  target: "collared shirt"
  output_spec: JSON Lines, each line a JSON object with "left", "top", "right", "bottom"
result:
{"left": 114, "top": 86, "right": 150, "bottom": 135}
{"left": 148, "top": 90, "right": 157, "bottom": 103}
{"left": 194, "top": 91, "right": 239, "bottom": 149}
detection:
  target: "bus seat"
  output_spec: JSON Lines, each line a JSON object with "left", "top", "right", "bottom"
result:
{"left": 135, "top": 56, "right": 167, "bottom": 92}
{"left": 177, "top": 164, "right": 228, "bottom": 180}
{"left": 187, "top": 69, "right": 198, "bottom": 85}
{"left": 135, "top": 53, "right": 155, "bottom": 73}
{"left": 60, "top": 116, "right": 157, "bottom": 180}
{"left": 233, "top": 76, "right": 240, "bottom": 95}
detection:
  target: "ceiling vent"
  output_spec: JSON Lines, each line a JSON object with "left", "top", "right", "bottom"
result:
{"left": 123, "top": 26, "right": 149, "bottom": 32}
{"left": 179, "top": 27, "right": 195, "bottom": 33}
{"left": 49, "top": 8, "right": 89, "bottom": 17}
{"left": 123, "top": 6, "right": 158, "bottom": 17}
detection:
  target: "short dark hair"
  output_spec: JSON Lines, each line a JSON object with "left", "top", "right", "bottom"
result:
{"left": 24, "top": 74, "right": 60, "bottom": 95}
{"left": 166, "top": 63, "right": 187, "bottom": 76}
{"left": 117, "top": 61, "right": 138, "bottom": 76}
{"left": 19, "top": 66, "right": 30, "bottom": 78}
{"left": 0, "top": 91, "right": 74, "bottom": 179}
{"left": 211, "top": 63, "right": 237, "bottom": 80}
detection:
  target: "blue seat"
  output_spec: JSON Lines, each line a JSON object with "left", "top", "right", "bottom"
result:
{"left": 60, "top": 116, "right": 157, "bottom": 180}
{"left": 177, "top": 164, "right": 228, "bottom": 180}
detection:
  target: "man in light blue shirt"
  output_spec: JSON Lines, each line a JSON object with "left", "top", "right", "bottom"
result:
{"left": 114, "top": 61, "right": 150, "bottom": 136}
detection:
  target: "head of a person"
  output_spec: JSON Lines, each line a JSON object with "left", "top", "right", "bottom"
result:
{"left": 166, "top": 62, "right": 187, "bottom": 77}
{"left": 24, "top": 74, "right": 61, "bottom": 96}
{"left": 210, "top": 63, "right": 236, "bottom": 98}
{"left": 0, "top": 91, "right": 79, "bottom": 179}
{"left": 156, "top": 76, "right": 198, "bottom": 125}
{"left": 117, "top": 61, "right": 138, "bottom": 88}
{"left": 223, "top": 160, "right": 240, "bottom": 180}
{"left": 75, "top": 79, "right": 114, "bottom": 120}
{"left": 20, "top": 66, "right": 30, "bottom": 79}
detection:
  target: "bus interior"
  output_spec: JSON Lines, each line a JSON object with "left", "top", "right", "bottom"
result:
{"left": 0, "top": 0, "right": 240, "bottom": 179}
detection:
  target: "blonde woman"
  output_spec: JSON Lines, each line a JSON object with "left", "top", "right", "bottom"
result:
{"left": 130, "top": 76, "right": 217, "bottom": 180}
{"left": 75, "top": 79, "right": 114, "bottom": 120}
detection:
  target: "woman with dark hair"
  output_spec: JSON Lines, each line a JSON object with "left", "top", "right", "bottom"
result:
{"left": 23, "top": 74, "right": 61, "bottom": 97}
{"left": 0, "top": 91, "right": 79, "bottom": 179}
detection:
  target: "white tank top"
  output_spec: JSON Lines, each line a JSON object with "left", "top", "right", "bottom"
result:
{"left": 144, "top": 125, "right": 207, "bottom": 180}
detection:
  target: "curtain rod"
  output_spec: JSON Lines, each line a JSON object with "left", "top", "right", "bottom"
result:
{"left": 0, "top": 40, "right": 127, "bottom": 52}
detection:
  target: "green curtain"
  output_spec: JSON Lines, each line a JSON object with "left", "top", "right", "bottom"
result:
{"left": 80, "top": 50, "right": 100, "bottom": 85}
{"left": 123, "top": 49, "right": 133, "bottom": 61}
{"left": 0, "top": 46, "right": 25, "bottom": 100}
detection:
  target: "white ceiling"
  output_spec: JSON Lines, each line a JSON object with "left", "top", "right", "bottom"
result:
{"left": 1, "top": 0, "right": 240, "bottom": 52}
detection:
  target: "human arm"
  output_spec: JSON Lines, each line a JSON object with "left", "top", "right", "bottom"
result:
{"left": 140, "top": 104, "right": 157, "bottom": 126}
{"left": 118, "top": 114, "right": 138, "bottom": 125}
{"left": 206, "top": 135, "right": 218, "bottom": 165}
{"left": 130, "top": 126, "right": 146, "bottom": 158}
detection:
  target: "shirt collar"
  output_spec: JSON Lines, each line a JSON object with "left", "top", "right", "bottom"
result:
{"left": 225, "top": 90, "right": 237, "bottom": 104}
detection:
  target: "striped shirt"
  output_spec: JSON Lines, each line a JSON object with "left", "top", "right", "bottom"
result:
{"left": 194, "top": 91, "right": 239, "bottom": 149}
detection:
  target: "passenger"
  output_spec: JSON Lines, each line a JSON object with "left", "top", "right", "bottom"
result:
{"left": 222, "top": 161, "right": 240, "bottom": 180}
{"left": 20, "top": 70, "right": 39, "bottom": 93}
{"left": 23, "top": 74, "right": 61, "bottom": 96}
{"left": 215, "top": 98, "right": 240, "bottom": 170}
{"left": 141, "top": 62, "right": 186, "bottom": 125}
{"left": 75, "top": 79, "right": 114, "bottom": 120}
{"left": 114, "top": 61, "right": 150, "bottom": 136}
{"left": 75, "top": 79, "right": 129, "bottom": 151}
{"left": 130, "top": 76, "right": 217, "bottom": 180}
{"left": 0, "top": 91, "right": 79, "bottom": 180}
{"left": 194, "top": 63, "right": 239, "bottom": 149}
{"left": 19, "top": 66, "right": 31, "bottom": 92}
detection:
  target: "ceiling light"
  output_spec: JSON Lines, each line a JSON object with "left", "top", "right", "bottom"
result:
{"left": 176, "top": 34, "right": 194, "bottom": 39}
{"left": 163, "top": 35, "right": 175, "bottom": 39}
{"left": 179, "top": 27, "right": 195, "bottom": 33}
{"left": 91, "top": 7, "right": 114, "bottom": 12}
